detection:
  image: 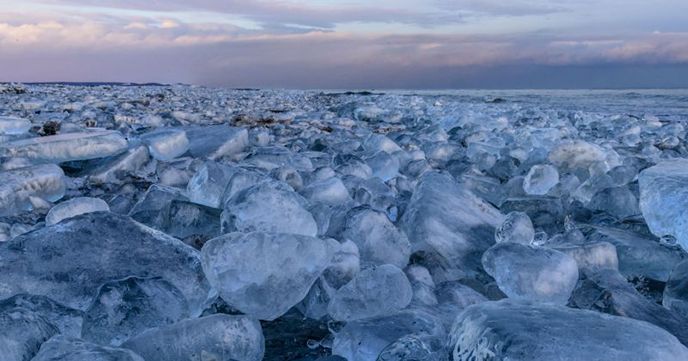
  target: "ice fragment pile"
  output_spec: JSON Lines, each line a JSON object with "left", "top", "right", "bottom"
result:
{"left": 1, "top": 85, "right": 688, "bottom": 360}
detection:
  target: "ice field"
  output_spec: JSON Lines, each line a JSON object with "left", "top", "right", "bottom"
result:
{"left": 1, "top": 83, "right": 688, "bottom": 360}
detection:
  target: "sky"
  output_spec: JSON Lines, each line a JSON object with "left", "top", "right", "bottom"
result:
{"left": 0, "top": 0, "right": 687, "bottom": 88}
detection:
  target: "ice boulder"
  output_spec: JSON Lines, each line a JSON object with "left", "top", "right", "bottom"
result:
{"left": 328, "top": 264, "right": 412, "bottom": 321}
{"left": 0, "top": 131, "right": 128, "bottom": 163}
{"left": 570, "top": 269, "right": 688, "bottom": 345}
{"left": 0, "top": 304, "right": 58, "bottom": 361}
{"left": 639, "top": 159, "right": 688, "bottom": 251}
{"left": 523, "top": 164, "right": 559, "bottom": 195}
{"left": 121, "top": 314, "right": 264, "bottom": 361}
{"left": 45, "top": 197, "right": 110, "bottom": 225}
{"left": 341, "top": 206, "right": 410, "bottom": 268}
{"left": 201, "top": 231, "right": 338, "bottom": 320}
{"left": 447, "top": 299, "right": 688, "bottom": 361}
{"left": 32, "top": 336, "right": 145, "bottom": 361}
{"left": 222, "top": 180, "right": 318, "bottom": 237}
{"left": 401, "top": 172, "right": 503, "bottom": 275}
{"left": 141, "top": 128, "right": 189, "bottom": 161}
{"left": 82, "top": 277, "right": 190, "bottom": 346}
{"left": 589, "top": 226, "right": 687, "bottom": 281}
{"left": 0, "top": 164, "right": 65, "bottom": 216}
{"left": 0, "top": 115, "right": 31, "bottom": 135}
{"left": 664, "top": 260, "right": 688, "bottom": 319}
{"left": 494, "top": 211, "right": 534, "bottom": 245}
{"left": 184, "top": 125, "right": 248, "bottom": 159}
{"left": 482, "top": 242, "right": 579, "bottom": 304}
{"left": 0, "top": 212, "right": 210, "bottom": 313}
{"left": 0, "top": 294, "right": 83, "bottom": 337}
{"left": 333, "top": 309, "right": 445, "bottom": 361}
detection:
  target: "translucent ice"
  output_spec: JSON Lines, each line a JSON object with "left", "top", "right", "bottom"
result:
{"left": 664, "top": 260, "right": 688, "bottom": 319}
{"left": 222, "top": 180, "right": 318, "bottom": 237}
{"left": 0, "top": 115, "right": 31, "bottom": 135}
{"left": 553, "top": 241, "right": 619, "bottom": 275}
{"left": 32, "top": 336, "right": 145, "bottom": 361}
{"left": 333, "top": 309, "right": 445, "bottom": 361}
{"left": 570, "top": 269, "right": 688, "bottom": 345}
{"left": 0, "top": 164, "right": 65, "bottom": 216}
{"left": 301, "top": 176, "right": 352, "bottom": 205}
{"left": 82, "top": 277, "right": 190, "bottom": 346}
{"left": 328, "top": 264, "right": 413, "bottom": 321}
{"left": 482, "top": 242, "right": 579, "bottom": 304}
{"left": 141, "top": 128, "right": 189, "bottom": 161}
{"left": 401, "top": 172, "right": 503, "bottom": 275}
{"left": 0, "top": 212, "right": 210, "bottom": 313}
{"left": 88, "top": 146, "right": 150, "bottom": 184}
{"left": 201, "top": 231, "right": 338, "bottom": 320}
{"left": 184, "top": 125, "right": 248, "bottom": 159}
{"left": 523, "top": 164, "right": 559, "bottom": 195}
{"left": 639, "top": 159, "right": 688, "bottom": 251}
{"left": 121, "top": 314, "right": 264, "bottom": 361}
{"left": 589, "top": 226, "right": 686, "bottom": 281}
{"left": 342, "top": 207, "right": 411, "bottom": 268}
{"left": 0, "top": 294, "right": 83, "bottom": 337}
{"left": 45, "top": 197, "right": 110, "bottom": 225}
{"left": 0, "top": 306, "right": 58, "bottom": 361}
{"left": 0, "top": 131, "right": 128, "bottom": 163}
{"left": 447, "top": 300, "right": 688, "bottom": 361}
{"left": 494, "top": 211, "right": 534, "bottom": 245}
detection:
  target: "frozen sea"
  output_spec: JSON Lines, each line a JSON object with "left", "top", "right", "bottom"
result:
{"left": 1, "top": 83, "right": 688, "bottom": 360}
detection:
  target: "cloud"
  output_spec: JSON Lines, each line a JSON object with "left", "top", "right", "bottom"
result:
{"left": 34, "top": 0, "right": 462, "bottom": 29}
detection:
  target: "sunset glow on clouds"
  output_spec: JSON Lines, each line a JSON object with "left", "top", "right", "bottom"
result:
{"left": 1, "top": 0, "right": 687, "bottom": 87}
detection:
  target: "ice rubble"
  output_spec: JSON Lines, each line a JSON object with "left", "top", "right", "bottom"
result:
{"left": 1, "top": 84, "right": 688, "bottom": 360}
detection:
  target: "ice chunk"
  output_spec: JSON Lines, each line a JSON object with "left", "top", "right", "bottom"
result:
{"left": 664, "top": 260, "right": 688, "bottom": 319}
{"left": 500, "top": 196, "right": 564, "bottom": 234}
{"left": 0, "top": 212, "right": 210, "bottom": 313}
{"left": 121, "top": 314, "right": 264, "bottom": 361}
{"left": 523, "top": 164, "right": 559, "bottom": 195}
{"left": 447, "top": 300, "right": 688, "bottom": 361}
{"left": 376, "top": 335, "right": 435, "bottom": 361}
{"left": 639, "top": 159, "right": 688, "bottom": 250}
{"left": 88, "top": 146, "right": 150, "bottom": 184}
{"left": 554, "top": 241, "right": 619, "bottom": 275}
{"left": 589, "top": 226, "right": 686, "bottom": 281}
{"left": 342, "top": 207, "right": 410, "bottom": 268}
{"left": 482, "top": 243, "right": 579, "bottom": 304}
{"left": 570, "top": 269, "right": 688, "bottom": 345}
{"left": 0, "top": 306, "right": 58, "bottom": 361}
{"left": 141, "top": 128, "right": 189, "bottom": 161}
{"left": 0, "top": 115, "right": 31, "bottom": 135}
{"left": 32, "top": 336, "right": 145, "bottom": 361}
{"left": 0, "top": 131, "right": 128, "bottom": 163}
{"left": 366, "top": 151, "right": 400, "bottom": 181}
{"left": 301, "top": 177, "right": 352, "bottom": 205}
{"left": 45, "top": 197, "right": 109, "bottom": 225}
{"left": 548, "top": 140, "right": 612, "bottom": 176}
{"left": 222, "top": 180, "right": 318, "bottom": 237}
{"left": 0, "top": 164, "right": 65, "bottom": 216}
{"left": 201, "top": 232, "right": 338, "bottom": 320}
{"left": 333, "top": 309, "right": 445, "bottom": 361}
{"left": 401, "top": 172, "right": 503, "bottom": 275}
{"left": 494, "top": 211, "right": 534, "bottom": 244}
{"left": 588, "top": 185, "right": 639, "bottom": 219}
{"left": 184, "top": 125, "right": 248, "bottom": 159}
{"left": 82, "top": 277, "right": 190, "bottom": 346}
{"left": 0, "top": 294, "right": 83, "bottom": 337}
{"left": 328, "top": 264, "right": 412, "bottom": 321}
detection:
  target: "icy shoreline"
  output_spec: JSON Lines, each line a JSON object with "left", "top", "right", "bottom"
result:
{"left": 1, "top": 84, "right": 688, "bottom": 360}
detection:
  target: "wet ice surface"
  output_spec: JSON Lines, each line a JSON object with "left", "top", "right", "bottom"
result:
{"left": 1, "top": 85, "right": 688, "bottom": 361}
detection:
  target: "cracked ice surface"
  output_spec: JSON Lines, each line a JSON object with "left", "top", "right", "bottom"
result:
{"left": 1, "top": 85, "right": 688, "bottom": 360}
